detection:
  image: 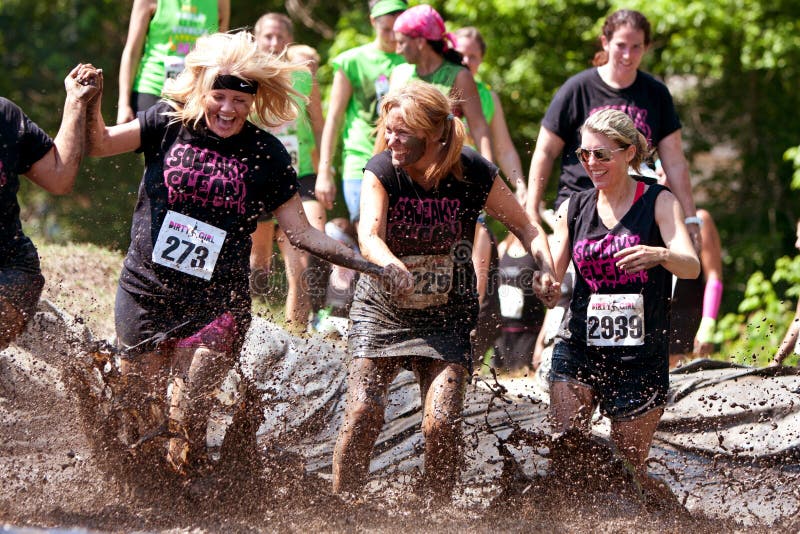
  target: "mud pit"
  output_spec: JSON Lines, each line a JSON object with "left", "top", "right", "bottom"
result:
{"left": 1, "top": 303, "right": 799, "bottom": 533}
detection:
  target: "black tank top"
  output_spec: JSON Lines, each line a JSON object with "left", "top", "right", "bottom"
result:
{"left": 497, "top": 247, "right": 544, "bottom": 330}
{"left": 558, "top": 183, "right": 672, "bottom": 359}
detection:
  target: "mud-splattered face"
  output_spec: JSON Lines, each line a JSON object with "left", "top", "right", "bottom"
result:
{"left": 203, "top": 89, "right": 253, "bottom": 138}
{"left": 384, "top": 106, "right": 428, "bottom": 168}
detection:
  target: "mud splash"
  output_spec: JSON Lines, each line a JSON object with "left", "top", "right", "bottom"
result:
{"left": 1, "top": 303, "right": 797, "bottom": 533}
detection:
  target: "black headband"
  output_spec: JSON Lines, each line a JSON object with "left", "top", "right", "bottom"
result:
{"left": 212, "top": 74, "right": 257, "bottom": 94}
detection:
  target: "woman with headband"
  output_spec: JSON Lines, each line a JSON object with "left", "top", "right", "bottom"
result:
{"left": 86, "top": 31, "right": 403, "bottom": 475}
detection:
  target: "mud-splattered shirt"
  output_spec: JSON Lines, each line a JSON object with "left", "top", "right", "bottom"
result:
{"left": 118, "top": 101, "right": 297, "bottom": 336}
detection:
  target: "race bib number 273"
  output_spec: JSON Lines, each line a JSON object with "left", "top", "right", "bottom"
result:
{"left": 152, "top": 211, "right": 226, "bottom": 280}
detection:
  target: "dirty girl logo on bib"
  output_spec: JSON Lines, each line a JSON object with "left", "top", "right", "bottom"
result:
{"left": 163, "top": 144, "right": 249, "bottom": 214}
{"left": 573, "top": 233, "right": 647, "bottom": 291}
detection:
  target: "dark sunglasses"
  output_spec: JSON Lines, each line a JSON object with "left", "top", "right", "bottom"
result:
{"left": 575, "top": 146, "right": 627, "bottom": 163}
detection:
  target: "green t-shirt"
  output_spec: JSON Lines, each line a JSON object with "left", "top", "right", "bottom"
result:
{"left": 133, "top": 0, "right": 219, "bottom": 97}
{"left": 331, "top": 43, "right": 405, "bottom": 181}
{"left": 476, "top": 80, "right": 495, "bottom": 125}
{"left": 265, "top": 69, "right": 316, "bottom": 178}
{"left": 389, "top": 60, "right": 464, "bottom": 99}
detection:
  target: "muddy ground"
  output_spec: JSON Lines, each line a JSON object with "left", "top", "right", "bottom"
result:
{"left": 0, "top": 244, "right": 796, "bottom": 532}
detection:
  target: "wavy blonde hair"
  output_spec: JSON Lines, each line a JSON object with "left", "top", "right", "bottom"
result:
{"left": 162, "top": 31, "right": 306, "bottom": 129}
{"left": 374, "top": 80, "right": 466, "bottom": 184}
{"left": 581, "top": 109, "right": 651, "bottom": 171}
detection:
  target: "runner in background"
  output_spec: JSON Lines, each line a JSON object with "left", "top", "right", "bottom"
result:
{"left": 117, "top": 0, "right": 230, "bottom": 124}
{"left": 316, "top": 0, "right": 408, "bottom": 225}
{"left": 0, "top": 65, "right": 100, "bottom": 350}
{"left": 526, "top": 9, "right": 701, "bottom": 254}
{"left": 332, "top": 81, "right": 558, "bottom": 501}
{"left": 86, "top": 32, "right": 396, "bottom": 475}
{"left": 655, "top": 162, "right": 724, "bottom": 367}
{"left": 453, "top": 26, "right": 529, "bottom": 366}
{"left": 547, "top": 109, "right": 699, "bottom": 495}
{"left": 772, "top": 219, "right": 800, "bottom": 367}
{"left": 250, "top": 12, "right": 326, "bottom": 333}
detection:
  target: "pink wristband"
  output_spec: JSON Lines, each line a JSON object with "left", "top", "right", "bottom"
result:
{"left": 702, "top": 278, "right": 723, "bottom": 319}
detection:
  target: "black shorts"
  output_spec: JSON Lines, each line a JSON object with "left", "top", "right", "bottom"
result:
{"left": 257, "top": 174, "right": 317, "bottom": 222}
{"left": 0, "top": 268, "right": 45, "bottom": 324}
{"left": 549, "top": 340, "right": 668, "bottom": 421}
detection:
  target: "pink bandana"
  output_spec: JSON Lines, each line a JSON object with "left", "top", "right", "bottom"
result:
{"left": 393, "top": 4, "right": 455, "bottom": 51}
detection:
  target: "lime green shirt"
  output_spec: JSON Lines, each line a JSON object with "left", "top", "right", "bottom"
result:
{"left": 331, "top": 43, "right": 405, "bottom": 181}
{"left": 133, "top": 0, "right": 219, "bottom": 97}
{"left": 476, "top": 80, "right": 495, "bottom": 125}
{"left": 389, "top": 61, "right": 464, "bottom": 99}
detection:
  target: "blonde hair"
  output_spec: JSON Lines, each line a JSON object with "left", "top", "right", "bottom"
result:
{"left": 581, "top": 109, "right": 650, "bottom": 171}
{"left": 287, "top": 44, "right": 320, "bottom": 71}
{"left": 374, "top": 80, "right": 465, "bottom": 184}
{"left": 162, "top": 31, "right": 306, "bottom": 130}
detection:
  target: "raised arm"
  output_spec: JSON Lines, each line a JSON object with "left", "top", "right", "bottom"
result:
{"left": 526, "top": 126, "right": 565, "bottom": 224}
{"left": 455, "top": 69, "right": 492, "bottom": 162}
{"left": 316, "top": 69, "right": 352, "bottom": 210}
{"left": 26, "top": 64, "right": 101, "bottom": 195}
{"left": 87, "top": 69, "right": 143, "bottom": 158}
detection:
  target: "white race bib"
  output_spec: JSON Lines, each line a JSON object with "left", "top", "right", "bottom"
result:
{"left": 586, "top": 293, "right": 645, "bottom": 346}
{"left": 164, "top": 56, "right": 185, "bottom": 80}
{"left": 152, "top": 211, "right": 226, "bottom": 280}
{"left": 499, "top": 284, "right": 524, "bottom": 319}
{"left": 277, "top": 134, "right": 299, "bottom": 174}
{"left": 397, "top": 254, "right": 453, "bottom": 309}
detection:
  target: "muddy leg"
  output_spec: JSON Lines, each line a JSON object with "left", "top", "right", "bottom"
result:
{"left": 416, "top": 359, "right": 468, "bottom": 501}
{"left": 332, "top": 357, "right": 401, "bottom": 495}
{"left": 0, "top": 298, "right": 27, "bottom": 352}
{"left": 610, "top": 406, "right": 670, "bottom": 500}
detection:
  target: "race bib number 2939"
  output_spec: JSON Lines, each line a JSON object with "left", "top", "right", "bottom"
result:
{"left": 152, "top": 211, "right": 226, "bottom": 280}
{"left": 586, "top": 293, "right": 645, "bottom": 346}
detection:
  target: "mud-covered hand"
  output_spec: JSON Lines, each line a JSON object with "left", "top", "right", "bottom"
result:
{"left": 66, "top": 63, "right": 102, "bottom": 103}
{"left": 533, "top": 271, "right": 561, "bottom": 309}
{"left": 379, "top": 262, "right": 414, "bottom": 297}
{"left": 614, "top": 245, "right": 666, "bottom": 274}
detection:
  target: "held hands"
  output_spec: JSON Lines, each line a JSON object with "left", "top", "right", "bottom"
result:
{"left": 379, "top": 262, "right": 414, "bottom": 296}
{"left": 66, "top": 63, "right": 102, "bottom": 103}
{"left": 614, "top": 245, "right": 667, "bottom": 274}
{"left": 533, "top": 271, "right": 561, "bottom": 309}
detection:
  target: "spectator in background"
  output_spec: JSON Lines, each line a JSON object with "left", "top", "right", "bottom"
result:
{"left": 250, "top": 12, "right": 326, "bottom": 333}
{"left": 315, "top": 0, "right": 408, "bottom": 225}
{"left": 117, "top": 0, "right": 230, "bottom": 124}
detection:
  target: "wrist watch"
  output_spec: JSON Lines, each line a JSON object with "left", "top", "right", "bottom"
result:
{"left": 684, "top": 216, "right": 703, "bottom": 227}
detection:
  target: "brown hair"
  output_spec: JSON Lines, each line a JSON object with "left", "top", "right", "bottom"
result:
{"left": 254, "top": 13, "right": 294, "bottom": 40}
{"left": 374, "top": 80, "right": 466, "bottom": 184}
{"left": 592, "top": 9, "right": 652, "bottom": 67}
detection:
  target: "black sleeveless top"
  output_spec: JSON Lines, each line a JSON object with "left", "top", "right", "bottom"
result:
{"left": 557, "top": 183, "right": 672, "bottom": 360}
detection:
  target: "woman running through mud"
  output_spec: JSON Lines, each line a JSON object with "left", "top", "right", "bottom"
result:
{"left": 0, "top": 64, "right": 100, "bottom": 351}
{"left": 547, "top": 109, "right": 699, "bottom": 494}
{"left": 85, "top": 31, "right": 401, "bottom": 475}
{"left": 332, "top": 80, "right": 559, "bottom": 501}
